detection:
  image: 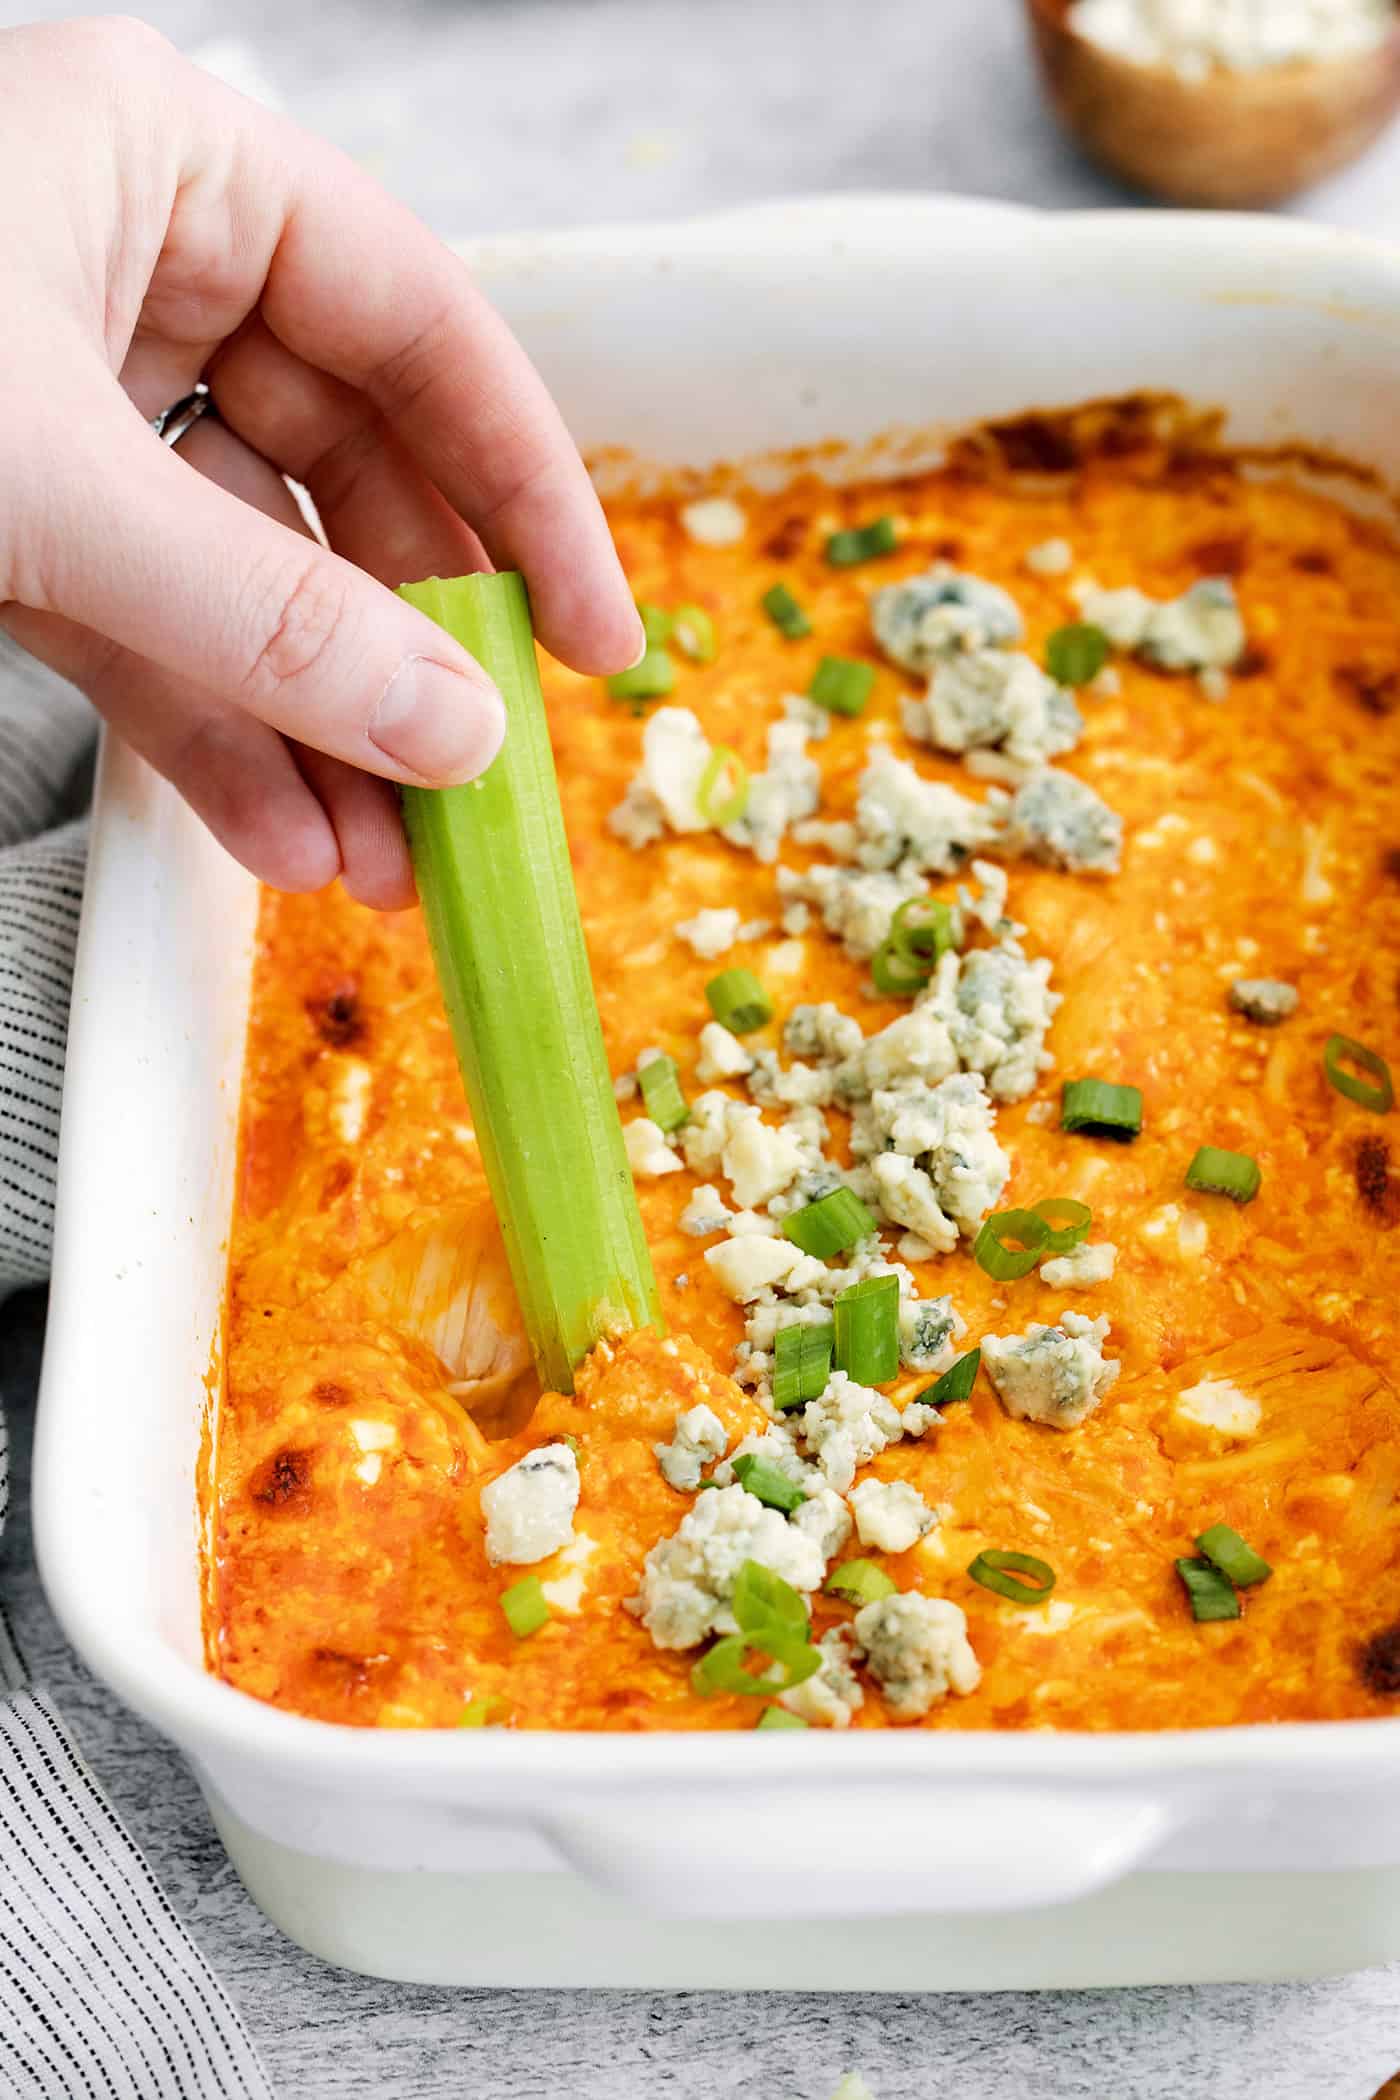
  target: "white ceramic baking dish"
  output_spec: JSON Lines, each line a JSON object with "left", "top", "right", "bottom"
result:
{"left": 33, "top": 195, "right": 1400, "bottom": 1990}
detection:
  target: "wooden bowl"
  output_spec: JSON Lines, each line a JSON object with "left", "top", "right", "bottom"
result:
{"left": 1026, "top": 0, "right": 1400, "bottom": 206}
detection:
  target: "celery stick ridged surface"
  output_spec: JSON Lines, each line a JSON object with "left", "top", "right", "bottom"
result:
{"left": 398, "top": 573, "right": 660, "bottom": 1392}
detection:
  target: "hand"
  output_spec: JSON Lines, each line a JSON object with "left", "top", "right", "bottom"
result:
{"left": 0, "top": 17, "right": 643, "bottom": 909}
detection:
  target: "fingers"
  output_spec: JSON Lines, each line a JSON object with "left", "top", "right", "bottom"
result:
{"left": 240, "top": 112, "right": 642, "bottom": 674}
{"left": 3, "top": 412, "right": 417, "bottom": 910}
{"left": 178, "top": 414, "right": 416, "bottom": 910}
{"left": 10, "top": 371, "right": 506, "bottom": 790}
{"left": 208, "top": 316, "right": 489, "bottom": 589}
{"left": 295, "top": 748, "right": 415, "bottom": 912}
{"left": 1, "top": 600, "right": 343, "bottom": 895}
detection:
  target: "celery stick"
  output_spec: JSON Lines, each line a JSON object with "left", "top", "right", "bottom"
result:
{"left": 398, "top": 573, "right": 660, "bottom": 1391}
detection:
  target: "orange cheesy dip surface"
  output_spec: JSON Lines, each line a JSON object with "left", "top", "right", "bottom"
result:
{"left": 211, "top": 408, "right": 1400, "bottom": 1735}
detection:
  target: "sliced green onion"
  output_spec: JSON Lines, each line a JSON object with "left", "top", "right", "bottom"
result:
{"left": 500, "top": 1574, "right": 550, "bottom": 1639}
{"left": 1325, "top": 1033, "right": 1394, "bottom": 1115}
{"left": 400, "top": 575, "right": 660, "bottom": 1394}
{"left": 1196, "top": 1523, "right": 1272, "bottom": 1588}
{"left": 833, "top": 1272, "right": 901, "bottom": 1385}
{"left": 1030, "top": 1198, "right": 1092, "bottom": 1255}
{"left": 638, "top": 1053, "right": 689, "bottom": 1134}
{"left": 968, "top": 1550, "right": 1056, "bottom": 1605}
{"left": 872, "top": 897, "right": 962, "bottom": 998}
{"left": 826, "top": 516, "right": 898, "bottom": 567}
{"left": 1175, "top": 1556, "right": 1241, "bottom": 1624}
{"left": 809, "top": 655, "right": 876, "bottom": 718}
{"left": 871, "top": 935, "right": 932, "bottom": 998}
{"left": 458, "top": 1697, "right": 500, "bottom": 1727}
{"left": 973, "top": 1209, "right": 1050, "bottom": 1282}
{"left": 772, "top": 1321, "right": 835, "bottom": 1412}
{"left": 672, "top": 603, "right": 717, "bottom": 663}
{"left": 696, "top": 744, "right": 749, "bottom": 827}
{"left": 637, "top": 601, "right": 673, "bottom": 647}
{"left": 782, "top": 1187, "right": 878, "bottom": 1259}
{"left": 691, "top": 1628, "right": 822, "bottom": 1698}
{"left": 1046, "top": 622, "right": 1110, "bottom": 687}
{"left": 891, "top": 896, "right": 961, "bottom": 964}
{"left": 824, "top": 1558, "right": 898, "bottom": 1605}
{"left": 756, "top": 1705, "right": 808, "bottom": 1730}
{"left": 761, "top": 582, "right": 812, "bottom": 639}
{"left": 732, "top": 1558, "right": 810, "bottom": 1634}
{"left": 733, "top": 1453, "right": 807, "bottom": 1513}
{"left": 606, "top": 647, "right": 675, "bottom": 704}
{"left": 1061, "top": 1077, "right": 1143, "bottom": 1141}
{"left": 914, "top": 1347, "right": 981, "bottom": 1410}
{"left": 705, "top": 968, "right": 773, "bottom": 1034}
{"left": 1185, "top": 1145, "right": 1260, "bottom": 1204}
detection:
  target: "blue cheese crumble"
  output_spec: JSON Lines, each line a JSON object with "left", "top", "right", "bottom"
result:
{"left": 776, "top": 863, "right": 930, "bottom": 960}
{"left": 1075, "top": 576, "right": 1245, "bottom": 674}
{"left": 908, "top": 650, "right": 1083, "bottom": 771}
{"left": 852, "top": 1591, "right": 981, "bottom": 1716}
{"left": 918, "top": 942, "right": 1061, "bottom": 1103}
{"left": 631, "top": 1483, "right": 827, "bottom": 1649}
{"left": 798, "top": 1371, "right": 905, "bottom": 1494}
{"left": 1229, "top": 977, "right": 1299, "bottom": 1025}
{"left": 1005, "top": 768, "right": 1123, "bottom": 874}
{"left": 871, "top": 568, "right": 1024, "bottom": 675}
{"left": 654, "top": 1404, "right": 730, "bottom": 1491}
{"left": 846, "top": 750, "right": 1005, "bottom": 878}
{"left": 778, "top": 1625, "right": 866, "bottom": 1728}
{"left": 852, "top": 1070, "right": 1011, "bottom": 1251}
{"left": 981, "top": 1311, "right": 1120, "bottom": 1430}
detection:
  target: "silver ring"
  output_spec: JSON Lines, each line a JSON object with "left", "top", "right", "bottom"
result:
{"left": 151, "top": 385, "right": 215, "bottom": 449}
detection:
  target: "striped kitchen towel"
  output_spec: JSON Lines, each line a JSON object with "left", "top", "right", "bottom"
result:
{"left": 0, "top": 634, "right": 272, "bottom": 2100}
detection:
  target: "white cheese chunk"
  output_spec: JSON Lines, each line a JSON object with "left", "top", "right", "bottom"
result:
{"left": 1039, "top": 1241, "right": 1117, "bottom": 1290}
{"left": 1025, "top": 537, "right": 1074, "bottom": 576}
{"left": 1175, "top": 1376, "right": 1261, "bottom": 1439}
{"left": 696, "top": 1021, "right": 754, "bottom": 1084}
{"left": 675, "top": 907, "right": 742, "bottom": 959}
{"left": 678, "top": 1183, "right": 735, "bottom": 1237}
{"left": 481, "top": 1444, "right": 580, "bottom": 1566}
{"left": 704, "top": 1235, "right": 825, "bottom": 1303}
{"left": 624, "top": 1117, "right": 685, "bottom": 1178}
{"left": 849, "top": 1478, "right": 936, "bottom": 1554}
{"left": 349, "top": 1418, "right": 396, "bottom": 1453}
{"left": 327, "top": 1057, "right": 373, "bottom": 1145}
{"left": 680, "top": 496, "right": 747, "bottom": 546}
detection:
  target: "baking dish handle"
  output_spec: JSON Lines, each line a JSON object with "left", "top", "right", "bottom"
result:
{"left": 547, "top": 1786, "right": 1175, "bottom": 1919}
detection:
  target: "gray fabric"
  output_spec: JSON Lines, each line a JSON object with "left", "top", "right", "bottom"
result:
{"left": 0, "top": 636, "right": 272, "bottom": 2100}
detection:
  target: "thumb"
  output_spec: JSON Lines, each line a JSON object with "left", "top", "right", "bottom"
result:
{"left": 10, "top": 373, "right": 505, "bottom": 786}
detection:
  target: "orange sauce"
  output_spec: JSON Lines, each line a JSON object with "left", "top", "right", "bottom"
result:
{"left": 210, "top": 424, "right": 1400, "bottom": 1732}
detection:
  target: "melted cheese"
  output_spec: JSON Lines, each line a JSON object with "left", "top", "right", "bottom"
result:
{"left": 210, "top": 431, "right": 1400, "bottom": 1734}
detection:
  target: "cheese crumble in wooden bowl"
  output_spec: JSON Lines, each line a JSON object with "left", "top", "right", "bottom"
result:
{"left": 1027, "top": 0, "right": 1400, "bottom": 205}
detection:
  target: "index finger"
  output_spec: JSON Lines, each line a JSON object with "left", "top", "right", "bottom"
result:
{"left": 246, "top": 115, "right": 643, "bottom": 676}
